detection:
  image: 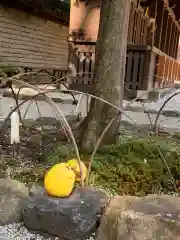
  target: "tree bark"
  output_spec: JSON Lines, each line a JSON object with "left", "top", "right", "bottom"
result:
{"left": 79, "top": 0, "right": 131, "bottom": 152}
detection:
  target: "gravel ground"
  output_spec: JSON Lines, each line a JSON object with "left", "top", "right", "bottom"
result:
{"left": 0, "top": 223, "right": 56, "bottom": 240}
{"left": 0, "top": 223, "right": 96, "bottom": 240}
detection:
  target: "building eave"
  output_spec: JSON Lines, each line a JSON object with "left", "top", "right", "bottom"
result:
{"left": 140, "top": 0, "right": 180, "bottom": 23}
{"left": 0, "top": 0, "right": 70, "bottom": 25}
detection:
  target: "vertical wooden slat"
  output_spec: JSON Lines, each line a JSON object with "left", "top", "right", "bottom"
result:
{"left": 138, "top": 52, "right": 145, "bottom": 89}
{"left": 146, "top": 0, "right": 157, "bottom": 46}
{"left": 164, "top": 57, "right": 169, "bottom": 85}
{"left": 132, "top": 10, "right": 136, "bottom": 43}
{"left": 174, "top": 62, "right": 178, "bottom": 82}
{"left": 130, "top": 3, "right": 136, "bottom": 43}
{"left": 125, "top": 52, "right": 134, "bottom": 88}
{"left": 140, "top": 19, "right": 145, "bottom": 44}
{"left": 91, "top": 53, "right": 95, "bottom": 82}
{"left": 176, "top": 62, "right": 179, "bottom": 82}
{"left": 168, "top": 59, "right": 173, "bottom": 84}
{"left": 142, "top": 18, "right": 148, "bottom": 44}
{"left": 88, "top": 53, "right": 93, "bottom": 83}
{"left": 174, "top": 31, "right": 180, "bottom": 59}
{"left": 172, "top": 60, "right": 176, "bottom": 84}
{"left": 178, "top": 63, "right": 180, "bottom": 82}
{"left": 135, "top": 12, "right": 141, "bottom": 44}
{"left": 132, "top": 52, "right": 140, "bottom": 89}
{"left": 164, "top": 13, "right": 172, "bottom": 55}
{"left": 78, "top": 52, "right": 84, "bottom": 83}
{"left": 156, "top": 55, "right": 165, "bottom": 84}
{"left": 144, "top": 50, "right": 156, "bottom": 90}
{"left": 170, "top": 22, "right": 176, "bottom": 57}
{"left": 167, "top": 18, "right": 173, "bottom": 56}
{"left": 127, "top": 2, "right": 134, "bottom": 43}
{"left": 155, "top": 0, "right": 164, "bottom": 49}
{"left": 74, "top": 52, "right": 79, "bottom": 83}
{"left": 160, "top": 9, "right": 169, "bottom": 53}
{"left": 171, "top": 60, "right": 176, "bottom": 83}
{"left": 84, "top": 53, "right": 90, "bottom": 84}
{"left": 134, "top": 11, "right": 138, "bottom": 44}
{"left": 172, "top": 27, "right": 178, "bottom": 58}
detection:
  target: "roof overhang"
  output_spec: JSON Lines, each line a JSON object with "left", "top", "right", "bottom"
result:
{"left": 0, "top": 0, "right": 70, "bottom": 25}
{"left": 140, "top": 0, "right": 180, "bottom": 22}
{"left": 168, "top": 0, "right": 180, "bottom": 21}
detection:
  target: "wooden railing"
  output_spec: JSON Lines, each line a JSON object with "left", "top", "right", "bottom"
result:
{"left": 69, "top": 45, "right": 153, "bottom": 93}
{"left": 125, "top": 45, "right": 151, "bottom": 90}
{"left": 20, "top": 68, "right": 68, "bottom": 85}
{"left": 155, "top": 48, "right": 180, "bottom": 87}
{"left": 127, "top": 2, "right": 149, "bottom": 45}
{"left": 68, "top": 44, "right": 180, "bottom": 96}
{"left": 68, "top": 45, "right": 95, "bottom": 93}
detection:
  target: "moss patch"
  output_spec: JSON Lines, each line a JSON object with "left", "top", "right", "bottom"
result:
{"left": 39, "top": 136, "right": 180, "bottom": 196}
{"left": 13, "top": 167, "right": 45, "bottom": 187}
{"left": 91, "top": 137, "right": 180, "bottom": 196}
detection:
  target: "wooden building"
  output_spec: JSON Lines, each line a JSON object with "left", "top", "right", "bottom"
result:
{"left": 0, "top": 0, "right": 69, "bottom": 73}
{"left": 68, "top": 0, "right": 180, "bottom": 99}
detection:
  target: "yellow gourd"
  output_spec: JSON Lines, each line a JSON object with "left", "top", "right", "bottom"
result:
{"left": 67, "top": 159, "right": 87, "bottom": 182}
{"left": 44, "top": 163, "right": 75, "bottom": 197}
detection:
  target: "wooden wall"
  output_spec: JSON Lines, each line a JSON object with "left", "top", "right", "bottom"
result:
{"left": 0, "top": 5, "right": 69, "bottom": 69}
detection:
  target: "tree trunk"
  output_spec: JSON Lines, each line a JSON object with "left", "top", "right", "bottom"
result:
{"left": 79, "top": 0, "right": 131, "bottom": 152}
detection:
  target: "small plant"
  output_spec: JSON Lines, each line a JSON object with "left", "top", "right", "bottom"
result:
{"left": 0, "top": 65, "right": 20, "bottom": 77}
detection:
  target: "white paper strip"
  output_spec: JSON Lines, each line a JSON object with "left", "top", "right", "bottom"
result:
{"left": 10, "top": 111, "right": 20, "bottom": 144}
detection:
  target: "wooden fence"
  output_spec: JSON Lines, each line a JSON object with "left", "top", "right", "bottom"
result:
{"left": 68, "top": 44, "right": 180, "bottom": 94}
{"left": 155, "top": 50, "right": 180, "bottom": 87}
{"left": 69, "top": 45, "right": 152, "bottom": 92}
{"left": 127, "top": 2, "right": 149, "bottom": 45}
{"left": 125, "top": 45, "right": 151, "bottom": 90}
{"left": 19, "top": 68, "right": 68, "bottom": 85}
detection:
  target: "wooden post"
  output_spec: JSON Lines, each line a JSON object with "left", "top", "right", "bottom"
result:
{"left": 146, "top": 1, "right": 157, "bottom": 46}
{"left": 155, "top": 0, "right": 164, "bottom": 49}
{"left": 167, "top": 17, "right": 174, "bottom": 56}
{"left": 132, "top": 9, "right": 138, "bottom": 43}
{"left": 172, "top": 27, "right": 178, "bottom": 58}
{"left": 127, "top": 2, "right": 134, "bottom": 43}
{"left": 174, "top": 31, "right": 180, "bottom": 59}
{"left": 165, "top": 13, "right": 172, "bottom": 55}
{"left": 170, "top": 22, "right": 176, "bottom": 57}
{"left": 135, "top": 10, "right": 141, "bottom": 44}
{"left": 160, "top": 9, "right": 169, "bottom": 52}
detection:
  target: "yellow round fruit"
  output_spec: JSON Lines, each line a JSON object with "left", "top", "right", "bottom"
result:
{"left": 44, "top": 163, "right": 75, "bottom": 197}
{"left": 67, "top": 159, "right": 87, "bottom": 182}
